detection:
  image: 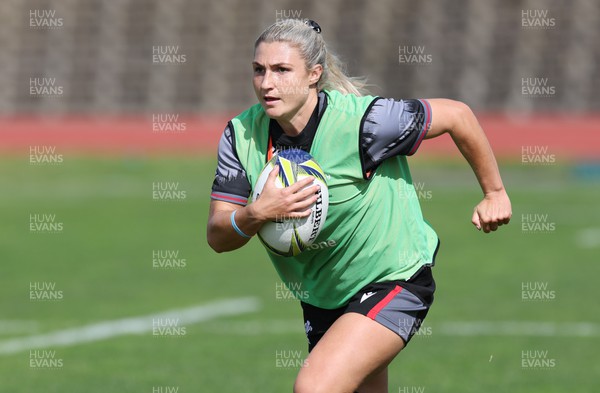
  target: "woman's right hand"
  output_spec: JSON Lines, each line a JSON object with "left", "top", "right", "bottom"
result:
{"left": 207, "top": 166, "right": 320, "bottom": 253}
{"left": 248, "top": 166, "right": 320, "bottom": 223}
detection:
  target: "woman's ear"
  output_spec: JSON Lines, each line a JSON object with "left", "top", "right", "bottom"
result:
{"left": 308, "top": 64, "right": 323, "bottom": 86}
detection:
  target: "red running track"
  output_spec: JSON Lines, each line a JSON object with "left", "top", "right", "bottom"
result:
{"left": 1, "top": 113, "right": 599, "bottom": 160}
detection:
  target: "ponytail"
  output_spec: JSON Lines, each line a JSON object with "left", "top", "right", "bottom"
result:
{"left": 320, "top": 50, "right": 368, "bottom": 96}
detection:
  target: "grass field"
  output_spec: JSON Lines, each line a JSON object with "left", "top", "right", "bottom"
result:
{"left": 0, "top": 155, "right": 599, "bottom": 392}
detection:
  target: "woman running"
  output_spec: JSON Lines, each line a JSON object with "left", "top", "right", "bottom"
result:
{"left": 207, "top": 19, "right": 511, "bottom": 393}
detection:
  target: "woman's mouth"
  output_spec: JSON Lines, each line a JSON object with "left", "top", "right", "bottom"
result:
{"left": 264, "top": 96, "right": 281, "bottom": 105}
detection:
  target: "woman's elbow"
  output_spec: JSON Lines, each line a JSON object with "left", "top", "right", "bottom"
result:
{"left": 451, "top": 100, "right": 477, "bottom": 127}
{"left": 426, "top": 99, "right": 477, "bottom": 139}
{"left": 440, "top": 99, "right": 474, "bottom": 125}
{"left": 206, "top": 225, "right": 226, "bottom": 253}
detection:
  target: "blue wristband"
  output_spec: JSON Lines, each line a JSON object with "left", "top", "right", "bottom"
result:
{"left": 231, "top": 210, "right": 251, "bottom": 238}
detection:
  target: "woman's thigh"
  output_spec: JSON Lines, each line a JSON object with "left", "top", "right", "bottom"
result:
{"left": 294, "top": 312, "right": 405, "bottom": 393}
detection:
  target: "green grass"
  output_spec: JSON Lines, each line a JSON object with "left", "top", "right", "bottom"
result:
{"left": 0, "top": 155, "right": 598, "bottom": 392}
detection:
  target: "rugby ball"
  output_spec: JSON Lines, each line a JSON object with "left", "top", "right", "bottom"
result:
{"left": 252, "top": 149, "right": 328, "bottom": 257}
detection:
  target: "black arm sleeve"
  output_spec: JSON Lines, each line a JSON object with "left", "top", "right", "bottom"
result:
{"left": 360, "top": 98, "right": 431, "bottom": 176}
{"left": 210, "top": 125, "right": 252, "bottom": 205}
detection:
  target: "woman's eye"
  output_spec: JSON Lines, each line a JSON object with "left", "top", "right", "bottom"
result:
{"left": 253, "top": 67, "right": 264, "bottom": 73}
{"left": 277, "top": 67, "right": 289, "bottom": 73}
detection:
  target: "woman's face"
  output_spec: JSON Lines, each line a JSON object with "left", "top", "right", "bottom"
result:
{"left": 253, "top": 41, "right": 321, "bottom": 121}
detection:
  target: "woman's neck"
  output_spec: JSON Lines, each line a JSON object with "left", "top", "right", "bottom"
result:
{"left": 277, "top": 93, "right": 319, "bottom": 136}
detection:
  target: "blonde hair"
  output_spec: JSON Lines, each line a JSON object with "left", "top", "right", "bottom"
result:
{"left": 255, "top": 19, "right": 368, "bottom": 96}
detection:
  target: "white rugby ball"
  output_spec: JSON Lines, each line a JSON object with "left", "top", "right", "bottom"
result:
{"left": 252, "top": 149, "right": 328, "bottom": 257}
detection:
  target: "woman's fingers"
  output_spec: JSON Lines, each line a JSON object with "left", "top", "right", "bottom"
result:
{"left": 472, "top": 190, "right": 512, "bottom": 233}
{"left": 254, "top": 167, "right": 320, "bottom": 220}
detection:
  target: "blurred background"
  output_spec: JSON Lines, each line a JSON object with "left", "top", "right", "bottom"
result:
{"left": 1, "top": 0, "right": 599, "bottom": 392}
{"left": 2, "top": 0, "right": 599, "bottom": 114}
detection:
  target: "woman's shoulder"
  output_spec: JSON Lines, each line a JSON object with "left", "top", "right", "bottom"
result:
{"left": 231, "top": 102, "right": 266, "bottom": 122}
{"left": 323, "top": 89, "right": 379, "bottom": 113}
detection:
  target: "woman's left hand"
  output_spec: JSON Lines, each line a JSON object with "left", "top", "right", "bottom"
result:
{"left": 471, "top": 189, "right": 512, "bottom": 233}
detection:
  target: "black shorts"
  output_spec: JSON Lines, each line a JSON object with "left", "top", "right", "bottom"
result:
{"left": 301, "top": 266, "right": 435, "bottom": 352}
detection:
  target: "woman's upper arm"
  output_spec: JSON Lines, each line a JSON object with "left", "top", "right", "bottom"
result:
{"left": 424, "top": 98, "right": 472, "bottom": 139}
{"left": 209, "top": 124, "right": 251, "bottom": 215}
{"left": 359, "top": 98, "right": 432, "bottom": 175}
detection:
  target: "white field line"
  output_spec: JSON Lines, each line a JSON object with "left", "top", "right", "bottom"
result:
{"left": 0, "top": 297, "right": 260, "bottom": 356}
{"left": 200, "top": 319, "right": 600, "bottom": 338}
